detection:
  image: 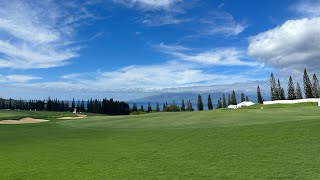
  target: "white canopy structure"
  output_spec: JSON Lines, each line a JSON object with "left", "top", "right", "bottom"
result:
{"left": 228, "top": 101, "right": 255, "bottom": 109}
{"left": 237, "top": 101, "right": 255, "bottom": 108}
{"left": 228, "top": 105, "right": 237, "bottom": 109}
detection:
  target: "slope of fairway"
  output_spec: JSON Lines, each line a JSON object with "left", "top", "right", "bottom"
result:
{"left": 1, "top": 104, "right": 320, "bottom": 179}
{"left": 59, "top": 103, "right": 320, "bottom": 129}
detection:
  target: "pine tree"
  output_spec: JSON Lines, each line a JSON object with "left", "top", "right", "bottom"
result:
{"left": 71, "top": 98, "right": 75, "bottom": 110}
{"left": 287, "top": 76, "right": 296, "bottom": 100}
{"left": 246, "top": 96, "right": 249, "bottom": 101}
{"left": 197, "top": 94, "right": 204, "bottom": 111}
{"left": 207, "top": 95, "right": 213, "bottom": 110}
{"left": 231, "top": 90, "right": 237, "bottom": 105}
{"left": 132, "top": 103, "right": 138, "bottom": 112}
{"left": 222, "top": 94, "right": 227, "bottom": 108}
{"left": 162, "top": 103, "right": 166, "bottom": 112}
{"left": 312, "top": 74, "right": 320, "bottom": 98}
{"left": 241, "top": 93, "right": 245, "bottom": 102}
{"left": 270, "top": 73, "right": 277, "bottom": 101}
{"left": 156, "top": 102, "right": 160, "bottom": 112}
{"left": 147, "top": 102, "right": 152, "bottom": 112}
{"left": 217, "top": 99, "right": 222, "bottom": 109}
{"left": 296, "top": 82, "right": 303, "bottom": 99}
{"left": 280, "top": 88, "right": 286, "bottom": 100}
{"left": 257, "top": 86, "right": 263, "bottom": 104}
{"left": 303, "top": 69, "right": 314, "bottom": 98}
{"left": 227, "top": 94, "right": 231, "bottom": 106}
{"left": 47, "top": 97, "right": 53, "bottom": 111}
{"left": 186, "top": 100, "right": 194, "bottom": 111}
{"left": 8, "top": 98, "right": 12, "bottom": 109}
{"left": 180, "top": 100, "right": 185, "bottom": 111}
{"left": 140, "top": 105, "right": 144, "bottom": 112}
{"left": 277, "top": 79, "right": 282, "bottom": 100}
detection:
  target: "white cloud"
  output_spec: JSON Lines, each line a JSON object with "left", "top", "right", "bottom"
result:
{"left": 291, "top": 0, "right": 320, "bottom": 17}
{"left": 206, "top": 22, "right": 246, "bottom": 36}
{"left": 0, "top": 0, "right": 92, "bottom": 69}
{"left": 0, "top": 74, "right": 41, "bottom": 83}
{"left": 61, "top": 73, "right": 83, "bottom": 79}
{"left": 197, "top": 11, "right": 247, "bottom": 36}
{"left": 141, "top": 13, "right": 191, "bottom": 26}
{"left": 14, "top": 60, "right": 259, "bottom": 96}
{"left": 158, "top": 43, "right": 259, "bottom": 67}
{"left": 248, "top": 18, "right": 320, "bottom": 71}
{"left": 114, "top": 0, "right": 182, "bottom": 10}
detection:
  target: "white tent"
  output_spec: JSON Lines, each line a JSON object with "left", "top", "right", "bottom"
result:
{"left": 228, "top": 105, "right": 237, "bottom": 109}
{"left": 236, "top": 101, "right": 255, "bottom": 108}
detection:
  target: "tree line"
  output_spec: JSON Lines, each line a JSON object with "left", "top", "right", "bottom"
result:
{"left": 0, "top": 97, "right": 130, "bottom": 115}
{"left": 266, "top": 69, "right": 319, "bottom": 102}
{"left": 132, "top": 90, "right": 251, "bottom": 113}
{"left": 87, "top": 98, "right": 130, "bottom": 115}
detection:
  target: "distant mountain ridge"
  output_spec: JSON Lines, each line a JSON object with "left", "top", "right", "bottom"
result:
{"left": 129, "top": 92, "right": 259, "bottom": 104}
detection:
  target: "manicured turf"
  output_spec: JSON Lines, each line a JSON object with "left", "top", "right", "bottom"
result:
{"left": 1, "top": 103, "right": 320, "bottom": 179}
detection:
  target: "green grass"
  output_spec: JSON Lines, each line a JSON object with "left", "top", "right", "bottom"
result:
{"left": 1, "top": 103, "right": 320, "bottom": 179}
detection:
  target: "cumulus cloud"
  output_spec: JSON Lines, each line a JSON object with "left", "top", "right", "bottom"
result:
{"left": 248, "top": 18, "right": 320, "bottom": 71}
{"left": 0, "top": 0, "right": 93, "bottom": 69}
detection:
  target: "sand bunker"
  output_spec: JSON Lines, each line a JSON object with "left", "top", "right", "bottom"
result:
{"left": 58, "top": 114, "right": 87, "bottom": 120}
{"left": 0, "top": 118, "right": 49, "bottom": 125}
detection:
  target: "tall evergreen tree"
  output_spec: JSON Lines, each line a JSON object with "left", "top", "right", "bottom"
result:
{"left": 197, "top": 94, "right": 204, "bottom": 111}
{"left": 180, "top": 100, "right": 185, "bottom": 111}
{"left": 140, "top": 105, "right": 144, "bottom": 112}
{"left": 147, "top": 102, "right": 152, "bottom": 112}
{"left": 71, "top": 98, "right": 75, "bottom": 110}
{"left": 296, "top": 82, "right": 303, "bottom": 99}
{"left": 156, "top": 102, "right": 160, "bottom": 112}
{"left": 227, "top": 94, "right": 231, "bottom": 106}
{"left": 222, "top": 94, "right": 227, "bottom": 108}
{"left": 8, "top": 98, "right": 12, "bottom": 109}
{"left": 280, "top": 88, "right": 286, "bottom": 100}
{"left": 231, "top": 90, "right": 237, "bottom": 105}
{"left": 217, "top": 99, "right": 222, "bottom": 109}
{"left": 303, "top": 69, "right": 314, "bottom": 98}
{"left": 162, "top": 103, "right": 166, "bottom": 112}
{"left": 241, "top": 93, "right": 245, "bottom": 102}
{"left": 47, "top": 96, "right": 53, "bottom": 111}
{"left": 257, "top": 86, "right": 263, "bottom": 104}
{"left": 270, "top": 73, "right": 277, "bottom": 101}
{"left": 245, "top": 96, "right": 249, "bottom": 101}
{"left": 207, "top": 95, "right": 213, "bottom": 110}
{"left": 277, "top": 79, "right": 283, "bottom": 100}
{"left": 186, "top": 100, "right": 194, "bottom": 111}
{"left": 287, "top": 76, "right": 296, "bottom": 100}
{"left": 312, "top": 74, "right": 320, "bottom": 98}
{"left": 132, "top": 103, "right": 138, "bottom": 112}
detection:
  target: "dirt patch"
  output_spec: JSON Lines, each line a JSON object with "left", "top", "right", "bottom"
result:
{"left": 58, "top": 114, "right": 87, "bottom": 120}
{"left": 0, "top": 118, "right": 49, "bottom": 125}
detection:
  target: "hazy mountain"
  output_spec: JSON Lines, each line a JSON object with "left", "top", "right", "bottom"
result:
{"left": 129, "top": 92, "right": 260, "bottom": 104}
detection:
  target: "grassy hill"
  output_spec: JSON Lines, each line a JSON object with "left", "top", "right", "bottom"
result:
{"left": 1, "top": 103, "right": 320, "bottom": 179}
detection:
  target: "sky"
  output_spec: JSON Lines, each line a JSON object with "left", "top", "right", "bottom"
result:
{"left": 0, "top": 0, "right": 319, "bottom": 101}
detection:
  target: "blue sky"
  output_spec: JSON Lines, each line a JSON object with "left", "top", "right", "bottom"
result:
{"left": 0, "top": 0, "right": 320, "bottom": 100}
